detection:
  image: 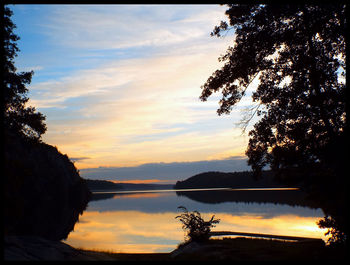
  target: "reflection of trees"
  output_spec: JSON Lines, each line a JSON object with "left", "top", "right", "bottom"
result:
{"left": 304, "top": 168, "right": 348, "bottom": 246}
{"left": 176, "top": 189, "right": 320, "bottom": 209}
{"left": 3, "top": 6, "right": 91, "bottom": 242}
{"left": 90, "top": 192, "right": 115, "bottom": 202}
{"left": 4, "top": 133, "right": 91, "bottom": 241}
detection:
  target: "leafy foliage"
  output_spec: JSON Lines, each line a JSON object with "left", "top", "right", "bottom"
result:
{"left": 201, "top": 4, "right": 347, "bottom": 246}
{"left": 201, "top": 4, "right": 346, "bottom": 178}
{"left": 175, "top": 206, "right": 220, "bottom": 242}
{"left": 3, "top": 6, "right": 46, "bottom": 141}
{"left": 318, "top": 215, "right": 347, "bottom": 246}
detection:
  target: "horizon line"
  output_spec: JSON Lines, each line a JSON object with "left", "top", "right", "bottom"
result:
{"left": 78, "top": 156, "right": 248, "bottom": 171}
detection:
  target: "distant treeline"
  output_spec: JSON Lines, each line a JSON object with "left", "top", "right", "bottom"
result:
{"left": 87, "top": 170, "right": 294, "bottom": 192}
{"left": 85, "top": 179, "right": 123, "bottom": 191}
{"left": 86, "top": 179, "right": 174, "bottom": 192}
{"left": 174, "top": 170, "right": 291, "bottom": 189}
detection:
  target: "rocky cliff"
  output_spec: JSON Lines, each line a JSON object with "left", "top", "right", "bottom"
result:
{"left": 4, "top": 133, "right": 92, "bottom": 241}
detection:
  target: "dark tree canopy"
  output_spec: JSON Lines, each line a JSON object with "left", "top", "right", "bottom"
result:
{"left": 201, "top": 3, "right": 347, "bottom": 245}
{"left": 3, "top": 6, "right": 46, "bottom": 141}
{"left": 201, "top": 4, "right": 346, "bottom": 177}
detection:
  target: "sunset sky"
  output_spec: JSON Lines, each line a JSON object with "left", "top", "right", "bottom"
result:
{"left": 11, "top": 5, "right": 259, "bottom": 182}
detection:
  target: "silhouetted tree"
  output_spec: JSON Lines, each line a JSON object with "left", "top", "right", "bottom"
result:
{"left": 3, "top": 6, "right": 46, "bottom": 141}
{"left": 3, "top": 6, "right": 91, "bottom": 241}
{"left": 201, "top": 4, "right": 347, "bottom": 245}
{"left": 176, "top": 206, "right": 220, "bottom": 243}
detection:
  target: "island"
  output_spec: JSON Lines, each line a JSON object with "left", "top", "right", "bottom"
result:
{"left": 174, "top": 170, "right": 289, "bottom": 189}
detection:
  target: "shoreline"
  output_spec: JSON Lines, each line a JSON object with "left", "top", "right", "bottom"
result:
{"left": 5, "top": 235, "right": 345, "bottom": 261}
{"left": 74, "top": 237, "right": 345, "bottom": 261}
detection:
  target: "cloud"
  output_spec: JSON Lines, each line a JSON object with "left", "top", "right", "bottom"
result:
{"left": 20, "top": 65, "right": 43, "bottom": 72}
{"left": 42, "top": 5, "right": 228, "bottom": 50}
{"left": 18, "top": 5, "right": 255, "bottom": 170}
{"left": 70, "top": 156, "right": 90, "bottom": 162}
{"left": 65, "top": 210, "right": 183, "bottom": 253}
{"left": 64, "top": 206, "right": 327, "bottom": 253}
{"left": 79, "top": 156, "right": 250, "bottom": 183}
{"left": 29, "top": 40, "right": 247, "bottom": 169}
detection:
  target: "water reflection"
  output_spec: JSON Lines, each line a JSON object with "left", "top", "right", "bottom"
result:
{"left": 65, "top": 211, "right": 183, "bottom": 253}
{"left": 176, "top": 189, "right": 320, "bottom": 208}
{"left": 63, "top": 189, "right": 327, "bottom": 253}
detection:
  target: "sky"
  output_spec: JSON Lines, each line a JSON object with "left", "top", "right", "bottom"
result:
{"left": 11, "top": 4, "right": 259, "bottom": 183}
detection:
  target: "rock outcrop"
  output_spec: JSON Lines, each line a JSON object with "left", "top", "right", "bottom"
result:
{"left": 4, "top": 236, "right": 115, "bottom": 261}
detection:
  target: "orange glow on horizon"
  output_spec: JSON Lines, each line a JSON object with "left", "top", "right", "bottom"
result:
{"left": 110, "top": 179, "right": 173, "bottom": 184}
{"left": 112, "top": 193, "right": 166, "bottom": 199}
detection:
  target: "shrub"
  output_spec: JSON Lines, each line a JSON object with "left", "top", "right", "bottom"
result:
{"left": 175, "top": 206, "right": 220, "bottom": 243}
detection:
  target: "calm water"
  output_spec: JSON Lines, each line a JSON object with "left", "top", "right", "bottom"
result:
{"left": 63, "top": 188, "right": 327, "bottom": 253}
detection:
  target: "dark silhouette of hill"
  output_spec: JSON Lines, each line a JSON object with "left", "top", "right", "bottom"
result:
{"left": 174, "top": 170, "right": 321, "bottom": 208}
{"left": 4, "top": 133, "right": 91, "bottom": 241}
{"left": 174, "top": 170, "right": 291, "bottom": 189}
{"left": 85, "top": 179, "right": 123, "bottom": 191}
{"left": 4, "top": 6, "right": 91, "bottom": 242}
{"left": 118, "top": 183, "right": 174, "bottom": 191}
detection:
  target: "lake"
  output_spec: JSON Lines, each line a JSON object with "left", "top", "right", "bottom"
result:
{"left": 63, "top": 188, "right": 328, "bottom": 253}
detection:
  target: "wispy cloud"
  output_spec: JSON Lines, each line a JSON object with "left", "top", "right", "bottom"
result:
{"left": 70, "top": 156, "right": 91, "bottom": 163}
{"left": 42, "top": 5, "right": 228, "bottom": 50}
{"left": 14, "top": 5, "right": 253, "bottom": 171}
{"left": 29, "top": 40, "right": 247, "bottom": 168}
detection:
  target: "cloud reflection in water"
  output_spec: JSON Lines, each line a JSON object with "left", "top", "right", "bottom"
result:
{"left": 64, "top": 189, "right": 327, "bottom": 253}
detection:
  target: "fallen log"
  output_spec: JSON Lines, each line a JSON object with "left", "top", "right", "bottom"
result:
{"left": 209, "top": 231, "right": 323, "bottom": 243}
